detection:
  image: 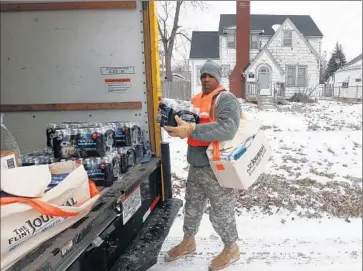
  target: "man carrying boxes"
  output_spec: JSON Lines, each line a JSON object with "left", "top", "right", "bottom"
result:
{"left": 164, "top": 60, "right": 242, "bottom": 270}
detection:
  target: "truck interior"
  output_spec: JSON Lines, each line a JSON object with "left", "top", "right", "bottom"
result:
{"left": 0, "top": 1, "right": 182, "bottom": 270}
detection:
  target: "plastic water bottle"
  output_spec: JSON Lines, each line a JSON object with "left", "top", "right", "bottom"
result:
{"left": 1, "top": 113, "right": 21, "bottom": 165}
{"left": 230, "top": 136, "right": 255, "bottom": 160}
{"left": 230, "top": 145, "right": 247, "bottom": 160}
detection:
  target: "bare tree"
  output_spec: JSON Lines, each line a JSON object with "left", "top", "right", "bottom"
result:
{"left": 173, "top": 57, "right": 190, "bottom": 73}
{"left": 157, "top": 1, "right": 206, "bottom": 82}
{"left": 319, "top": 50, "right": 328, "bottom": 84}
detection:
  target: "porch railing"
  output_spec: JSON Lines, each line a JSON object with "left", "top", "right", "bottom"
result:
{"left": 247, "top": 82, "right": 257, "bottom": 97}
{"left": 247, "top": 82, "right": 286, "bottom": 98}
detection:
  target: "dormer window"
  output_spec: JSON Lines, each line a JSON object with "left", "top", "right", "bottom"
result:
{"left": 227, "top": 33, "right": 236, "bottom": 48}
{"left": 283, "top": 30, "right": 292, "bottom": 46}
{"left": 250, "top": 34, "right": 260, "bottom": 49}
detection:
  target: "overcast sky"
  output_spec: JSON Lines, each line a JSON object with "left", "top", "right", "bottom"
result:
{"left": 160, "top": 1, "right": 362, "bottom": 64}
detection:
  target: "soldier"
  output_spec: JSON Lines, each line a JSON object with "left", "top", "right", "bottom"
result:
{"left": 164, "top": 60, "right": 242, "bottom": 270}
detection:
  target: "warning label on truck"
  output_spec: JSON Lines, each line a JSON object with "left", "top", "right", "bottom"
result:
{"left": 122, "top": 186, "right": 142, "bottom": 225}
{"left": 105, "top": 78, "right": 131, "bottom": 92}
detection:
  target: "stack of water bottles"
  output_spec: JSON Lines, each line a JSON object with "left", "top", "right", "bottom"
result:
{"left": 20, "top": 121, "right": 149, "bottom": 187}
{"left": 157, "top": 99, "right": 200, "bottom": 127}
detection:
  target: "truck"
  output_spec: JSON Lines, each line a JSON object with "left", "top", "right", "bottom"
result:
{"left": 0, "top": 1, "right": 182, "bottom": 270}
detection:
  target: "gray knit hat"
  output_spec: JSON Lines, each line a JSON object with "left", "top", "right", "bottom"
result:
{"left": 200, "top": 60, "right": 222, "bottom": 83}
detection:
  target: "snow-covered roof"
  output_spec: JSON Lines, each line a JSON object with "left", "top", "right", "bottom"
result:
{"left": 345, "top": 53, "right": 362, "bottom": 68}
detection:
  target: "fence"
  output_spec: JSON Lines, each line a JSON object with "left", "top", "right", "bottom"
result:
{"left": 319, "top": 85, "right": 362, "bottom": 101}
{"left": 246, "top": 82, "right": 362, "bottom": 102}
{"left": 312, "top": 84, "right": 330, "bottom": 99}
{"left": 161, "top": 80, "right": 192, "bottom": 101}
{"left": 247, "top": 82, "right": 257, "bottom": 97}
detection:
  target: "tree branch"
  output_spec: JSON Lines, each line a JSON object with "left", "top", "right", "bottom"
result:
{"left": 157, "top": 0, "right": 204, "bottom": 81}
{"left": 157, "top": 20, "right": 167, "bottom": 41}
{"left": 176, "top": 31, "right": 191, "bottom": 42}
{"left": 168, "top": 1, "right": 183, "bottom": 51}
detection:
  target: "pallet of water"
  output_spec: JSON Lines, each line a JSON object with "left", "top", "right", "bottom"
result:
{"left": 19, "top": 120, "right": 147, "bottom": 187}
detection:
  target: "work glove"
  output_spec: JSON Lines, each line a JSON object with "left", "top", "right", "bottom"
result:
{"left": 164, "top": 116, "right": 195, "bottom": 139}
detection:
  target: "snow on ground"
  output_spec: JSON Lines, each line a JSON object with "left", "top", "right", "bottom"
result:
{"left": 151, "top": 213, "right": 362, "bottom": 271}
{"left": 152, "top": 99, "right": 362, "bottom": 271}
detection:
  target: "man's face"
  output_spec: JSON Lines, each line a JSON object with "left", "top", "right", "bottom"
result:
{"left": 201, "top": 73, "right": 219, "bottom": 93}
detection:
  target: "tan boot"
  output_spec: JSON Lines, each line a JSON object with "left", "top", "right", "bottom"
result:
{"left": 164, "top": 236, "right": 196, "bottom": 262}
{"left": 208, "top": 243, "right": 240, "bottom": 270}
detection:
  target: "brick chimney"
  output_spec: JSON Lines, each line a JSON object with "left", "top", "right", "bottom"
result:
{"left": 229, "top": 0, "right": 250, "bottom": 98}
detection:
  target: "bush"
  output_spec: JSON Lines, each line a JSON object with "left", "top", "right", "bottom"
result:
{"left": 287, "top": 93, "right": 316, "bottom": 103}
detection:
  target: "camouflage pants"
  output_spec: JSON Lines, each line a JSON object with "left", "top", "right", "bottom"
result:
{"left": 183, "top": 165, "right": 238, "bottom": 245}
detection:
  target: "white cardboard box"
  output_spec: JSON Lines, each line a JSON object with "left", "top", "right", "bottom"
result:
{"left": 209, "top": 130, "right": 272, "bottom": 190}
{"left": 1, "top": 152, "right": 18, "bottom": 170}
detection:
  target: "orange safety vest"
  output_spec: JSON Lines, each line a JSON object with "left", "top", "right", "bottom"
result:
{"left": 187, "top": 85, "right": 226, "bottom": 148}
{"left": 187, "top": 86, "right": 247, "bottom": 162}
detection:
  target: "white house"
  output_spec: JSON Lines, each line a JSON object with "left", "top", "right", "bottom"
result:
{"left": 189, "top": 14, "right": 323, "bottom": 100}
{"left": 328, "top": 54, "right": 362, "bottom": 99}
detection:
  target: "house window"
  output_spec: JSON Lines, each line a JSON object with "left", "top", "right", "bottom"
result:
{"left": 283, "top": 30, "right": 292, "bottom": 46}
{"left": 227, "top": 33, "right": 235, "bottom": 48}
{"left": 250, "top": 34, "right": 259, "bottom": 50}
{"left": 221, "top": 65, "right": 230, "bottom": 78}
{"left": 286, "top": 66, "right": 296, "bottom": 86}
{"left": 297, "top": 67, "right": 307, "bottom": 87}
{"left": 356, "top": 78, "right": 361, "bottom": 82}
{"left": 342, "top": 82, "right": 349, "bottom": 88}
{"left": 286, "top": 65, "right": 308, "bottom": 87}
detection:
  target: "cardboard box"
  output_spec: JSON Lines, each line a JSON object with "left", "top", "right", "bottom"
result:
{"left": 208, "top": 130, "right": 272, "bottom": 190}
{"left": 1, "top": 162, "right": 99, "bottom": 270}
{"left": 1, "top": 150, "right": 19, "bottom": 169}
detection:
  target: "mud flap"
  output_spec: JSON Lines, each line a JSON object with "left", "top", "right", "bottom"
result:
{"left": 110, "top": 198, "right": 183, "bottom": 271}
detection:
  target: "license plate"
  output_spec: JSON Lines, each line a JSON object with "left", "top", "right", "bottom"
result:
{"left": 122, "top": 186, "right": 142, "bottom": 225}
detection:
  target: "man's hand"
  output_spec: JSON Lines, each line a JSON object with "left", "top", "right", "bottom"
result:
{"left": 164, "top": 116, "right": 196, "bottom": 139}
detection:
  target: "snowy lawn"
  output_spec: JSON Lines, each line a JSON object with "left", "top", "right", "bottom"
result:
{"left": 151, "top": 99, "right": 362, "bottom": 271}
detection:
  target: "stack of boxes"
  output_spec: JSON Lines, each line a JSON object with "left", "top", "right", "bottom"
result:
{"left": 20, "top": 121, "right": 146, "bottom": 187}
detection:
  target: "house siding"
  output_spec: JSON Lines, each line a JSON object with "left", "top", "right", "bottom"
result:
{"left": 190, "top": 37, "right": 235, "bottom": 93}
{"left": 219, "top": 36, "right": 236, "bottom": 90}
{"left": 266, "top": 21, "right": 320, "bottom": 98}
{"left": 190, "top": 59, "right": 206, "bottom": 96}
{"left": 333, "top": 67, "right": 362, "bottom": 99}
{"left": 246, "top": 51, "right": 284, "bottom": 83}
{"left": 307, "top": 36, "right": 323, "bottom": 57}
{"left": 333, "top": 60, "right": 362, "bottom": 87}
{"left": 191, "top": 22, "right": 322, "bottom": 99}
{"left": 250, "top": 49, "right": 259, "bottom": 61}
{"left": 260, "top": 36, "right": 271, "bottom": 48}
{"left": 219, "top": 36, "right": 236, "bottom": 66}
{"left": 249, "top": 36, "right": 271, "bottom": 63}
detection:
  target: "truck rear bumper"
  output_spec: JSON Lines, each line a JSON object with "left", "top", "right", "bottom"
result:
{"left": 110, "top": 198, "right": 183, "bottom": 271}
